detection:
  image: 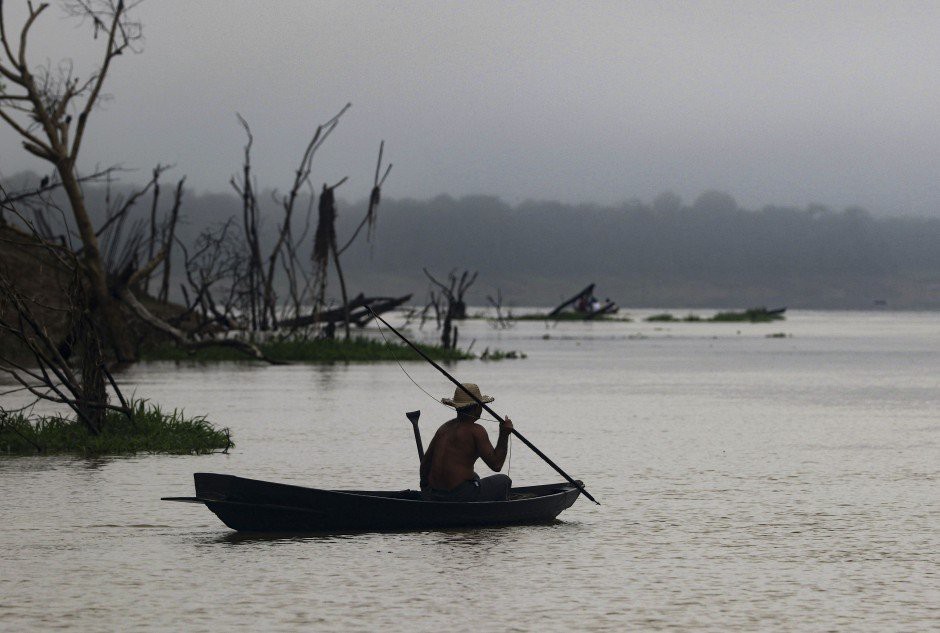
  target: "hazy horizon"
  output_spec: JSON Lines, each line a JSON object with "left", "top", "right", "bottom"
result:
{"left": 2, "top": 1, "right": 940, "bottom": 216}
{"left": 6, "top": 171, "right": 939, "bottom": 310}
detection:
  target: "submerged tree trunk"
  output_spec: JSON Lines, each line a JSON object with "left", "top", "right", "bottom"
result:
{"left": 158, "top": 179, "right": 185, "bottom": 303}
{"left": 331, "top": 243, "right": 352, "bottom": 341}
{"left": 441, "top": 307, "right": 453, "bottom": 349}
{"left": 77, "top": 314, "right": 107, "bottom": 433}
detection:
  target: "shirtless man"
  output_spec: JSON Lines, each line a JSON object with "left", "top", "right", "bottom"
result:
{"left": 420, "top": 383, "right": 514, "bottom": 501}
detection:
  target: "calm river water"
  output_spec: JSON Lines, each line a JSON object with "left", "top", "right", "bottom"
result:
{"left": 1, "top": 310, "right": 938, "bottom": 631}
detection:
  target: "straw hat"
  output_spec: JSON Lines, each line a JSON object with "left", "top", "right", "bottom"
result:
{"left": 441, "top": 383, "right": 494, "bottom": 409}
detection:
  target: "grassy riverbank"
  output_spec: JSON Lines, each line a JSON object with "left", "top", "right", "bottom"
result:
{"left": 0, "top": 401, "right": 233, "bottom": 456}
{"left": 141, "top": 336, "right": 474, "bottom": 363}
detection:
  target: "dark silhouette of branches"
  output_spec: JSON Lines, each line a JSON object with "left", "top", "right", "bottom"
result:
{"left": 0, "top": 0, "right": 150, "bottom": 360}
{"left": 486, "top": 289, "right": 514, "bottom": 329}
{"left": 312, "top": 139, "right": 391, "bottom": 340}
{"left": 230, "top": 104, "right": 352, "bottom": 331}
{"left": 157, "top": 176, "right": 184, "bottom": 302}
{"left": 337, "top": 140, "right": 392, "bottom": 255}
{"left": 0, "top": 203, "right": 130, "bottom": 434}
{"left": 423, "top": 268, "right": 477, "bottom": 349}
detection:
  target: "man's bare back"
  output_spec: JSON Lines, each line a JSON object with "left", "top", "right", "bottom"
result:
{"left": 420, "top": 405, "right": 513, "bottom": 491}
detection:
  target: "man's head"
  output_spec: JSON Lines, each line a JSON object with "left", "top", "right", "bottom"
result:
{"left": 442, "top": 383, "right": 493, "bottom": 417}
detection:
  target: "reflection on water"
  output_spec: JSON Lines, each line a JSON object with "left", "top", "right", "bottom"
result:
{"left": 210, "top": 531, "right": 367, "bottom": 546}
{"left": 208, "top": 521, "right": 572, "bottom": 548}
{"left": 1, "top": 311, "right": 938, "bottom": 631}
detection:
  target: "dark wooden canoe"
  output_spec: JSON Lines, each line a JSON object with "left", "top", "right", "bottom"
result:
{"left": 163, "top": 472, "right": 582, "bottom": 532}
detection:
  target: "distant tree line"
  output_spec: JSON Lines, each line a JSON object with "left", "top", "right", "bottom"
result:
{"left": 320, "top": 190, "right": 940, "bottom": 309}
{"left": 5, "top": 173, "right": 940, "bottom": 309}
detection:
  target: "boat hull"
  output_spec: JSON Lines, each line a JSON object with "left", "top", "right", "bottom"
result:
{"left": 179, "top": 472, "right": 581, "bottom": 532}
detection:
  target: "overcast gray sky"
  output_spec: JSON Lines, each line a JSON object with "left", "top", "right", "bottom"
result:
{"left": 2, "top": 0, "right": 940, "bottom": 215}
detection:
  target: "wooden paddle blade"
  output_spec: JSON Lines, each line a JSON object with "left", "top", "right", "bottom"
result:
{"left": 405, "top": 410, "right": 424, "bottom": 462}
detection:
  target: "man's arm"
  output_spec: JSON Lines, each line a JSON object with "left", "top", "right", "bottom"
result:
{"left": 474, "top": 417, "right": 513, "bottom": 472}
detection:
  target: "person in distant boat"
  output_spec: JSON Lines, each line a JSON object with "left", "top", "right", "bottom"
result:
{"left": 420, "top": 383, "right": 513, "bottom": 501}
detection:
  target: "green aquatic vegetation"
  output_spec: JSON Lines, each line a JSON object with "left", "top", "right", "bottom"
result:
{"left": 0, "top": 400, "right": 233, "bottom": 456}
{"left": 513, "top": 312, "right": 630, "bottom": 322}
{"left": 141, "top": 336, "right": 473, "bottom": 363}
{"left": 478, "top": 348, "right": 527, "bottom": 360}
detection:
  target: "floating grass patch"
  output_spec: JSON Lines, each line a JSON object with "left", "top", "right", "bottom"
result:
{"left": 646, "top": 309, "right": 783, "bottom": 323}
{"left": 513, "top": 312, "right": 630, "bottom": 322}
{"left": 478, "top": 348, "right": 527, "bottom": 360}
{"left": 141, "top": 336, "right": 473, "bottom": 363}
{"left": 0, "top": 400, "right": 233, "bottom": 456}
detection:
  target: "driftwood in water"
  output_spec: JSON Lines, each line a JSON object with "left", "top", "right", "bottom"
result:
{"left": 280, "top": 293, "right": 412, "bottom": 329}
{"left": 548, "top": 283, "right": 596, "bottom": 317}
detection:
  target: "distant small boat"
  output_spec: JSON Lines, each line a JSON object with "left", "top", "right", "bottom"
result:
{"left": 163, "top": 473, "right": 582, "bottom": 532}
{"left": 764, "top": 306, "right": 787, "bottom": 316}
{"left": 584, "top": 300, "right": 619, "bottom": 318}
{"left": 545, "top": 283, "right": 619, "bottom": 319}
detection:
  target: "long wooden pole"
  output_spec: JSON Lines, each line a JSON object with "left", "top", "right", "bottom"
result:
{"left": 368, "top": 308, "right": 600, "bottom": 505}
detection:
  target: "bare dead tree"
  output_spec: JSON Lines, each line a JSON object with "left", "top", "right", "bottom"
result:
{"left": 95, "top": 166, "right": 171, "bottom": 281}
{"left": 279, "top": 194, "right": 315, "bottom": 322}
{"left": 228, "top": 114, "right": 266, "bottom": 331}
{"left": 157, "top": 176, "right": 184, "bottom": 302}
{"left": 311, "top": 180, "right": 346, "bottom": 338}
{"left": 486, "top": 289, "right": 514, "bottom": 329}
{"left": 312, "top": 141, "right": 391, "bottom": 340}
{"left": 0, "top": 5, "right": 287, "bottom": 368}
{"left": 336, "top": 140, "right": 393, "bottom": 257}
{"left": 143, "top": 165, "right": 167, "bottom": 294}
{"left": 423, "top": 268, "right": 478, "bottom": 349}
{"left": 229, "top": 106, "right": 353, "bottom": 332}
{"left": 266, "top": 104, "right": 350, "bottom": 330}
{"left": 135, "top": 106, "right": 389, "bottom": 343}
{"left": 0, "top": 0, "right": 150, "bottom": 361}
{"left": 177, "top": 218, "right": 244, "bottom": 333}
